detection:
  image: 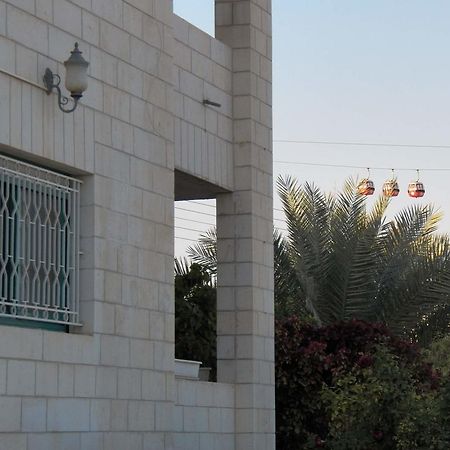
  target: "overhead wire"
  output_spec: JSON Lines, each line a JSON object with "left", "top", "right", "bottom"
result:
{"left": 175, "top": 206, "right": 216, "bottom": 217}
{"left": 175, "top": 214, "right": 287, "bottom": 236}
{"left": 274, "top": 139, "right": 450, "bottom": 150}
{"left": 175, "top": 236, "right": 199, "bottom": 243}
{"left": 274, "top": 139, "right": 450, "bottom": 171}
{"left": 274, "top": 160, "right": 450, "bottom": 172}
{"left": 175, "top": 216, "right": 286, "bottom": 228}
{"left": 176, "top": 197, "right": 289, "bottom": 243}
{"left": 176, "top": 225, "right": 212, "bottom": 234}
{"left": 176, "top": 186, "right": 286, "bottom": 238}
{"left": 186, "top": 200, "right": 216, "bottom": 208}
{"left": 177, "top": 139, "right": 450, "bottom": 245}
{"left": 180, "top": 200, "right": 286, "bottom": 213}
{"left": 175, "top": 216, "right": 215, "bottom": 226}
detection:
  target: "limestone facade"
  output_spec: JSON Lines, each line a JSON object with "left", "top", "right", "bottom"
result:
{"left": 0, "top": 1, "right": 273, "bottom": 448}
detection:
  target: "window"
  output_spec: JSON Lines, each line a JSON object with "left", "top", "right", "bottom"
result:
{"left": 0, "top": 154, "right": 81, "bottom": 326}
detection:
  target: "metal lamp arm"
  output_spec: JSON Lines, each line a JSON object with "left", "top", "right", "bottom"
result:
{"left": 43, "top": 68, "right": 79, "bottom": 114}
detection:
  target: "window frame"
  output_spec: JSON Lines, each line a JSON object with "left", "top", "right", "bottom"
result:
{"left": 0, "top": 154, "right": 81, "bottom": 327}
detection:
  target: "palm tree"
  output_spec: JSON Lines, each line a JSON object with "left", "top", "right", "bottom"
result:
{"left": 186, "top": 176, "right": 450, "bottom": 342}
{"left": 187, "top": 229, "right": 306, "bottom": 318}
{"left": 277, "top": 176, "right": 450, "bottom": 340}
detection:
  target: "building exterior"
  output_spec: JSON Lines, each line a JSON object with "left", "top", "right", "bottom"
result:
{"left": 0, "top": 0, "right": 274, "bottom": 449}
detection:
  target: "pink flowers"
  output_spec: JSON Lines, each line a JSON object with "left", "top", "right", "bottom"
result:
{"left": 372, "top": 430, "right": 384, "bottom": 442}
{"left": 315, "top": 436, "right": 325, "bottom": 447}
{"left": 357, "top": 354, "right": 374, "bottom": 368}
{"left": 304, "top": 340, "right": 327, "bottom": 356}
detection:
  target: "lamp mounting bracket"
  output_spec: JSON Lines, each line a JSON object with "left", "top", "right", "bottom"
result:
{"left": 43, "top": 68, "right": 79, "bottom": 114}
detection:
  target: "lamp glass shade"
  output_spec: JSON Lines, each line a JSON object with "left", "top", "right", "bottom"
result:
{"left": 64, "top": 43, "right": 89, "bottom": 98}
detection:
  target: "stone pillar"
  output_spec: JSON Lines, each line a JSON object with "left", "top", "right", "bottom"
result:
{"left": 215, "top": 1, "right": 274, "bottom": 449}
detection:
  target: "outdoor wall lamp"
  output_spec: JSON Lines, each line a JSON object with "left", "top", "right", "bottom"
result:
{"left": 43, "top": 43, "right": 89, "bottom": 113}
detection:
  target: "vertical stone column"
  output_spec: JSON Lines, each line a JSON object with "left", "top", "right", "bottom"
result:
{"left": 215, "top": 1, "right": 274, "bottom": 449}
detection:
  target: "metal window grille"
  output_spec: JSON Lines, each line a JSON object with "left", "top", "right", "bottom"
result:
{"left": 0, "top": 154, "right": 81, "bottom": 326}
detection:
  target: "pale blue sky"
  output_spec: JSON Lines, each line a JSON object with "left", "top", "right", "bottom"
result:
{"left": 174, "top": 1, "right": 450, "bottom": 254}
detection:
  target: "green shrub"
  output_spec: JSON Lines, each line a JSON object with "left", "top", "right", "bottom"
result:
{"left": 395, "top": 382, "right": 450, "bottom": 450}
{"left": 175, "top": 263, "right": 216, "bottom": 374}
{"left": 321, "top": 346, "right": 448, "bottom": 449}
{"left": 427, "top": 335, "right": 450, "bottom": 377}
{"left": 275, "top": 318, "right": 447, "bottom": 450}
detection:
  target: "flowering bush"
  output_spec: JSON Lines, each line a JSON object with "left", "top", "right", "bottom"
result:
{"left": 275, "top": 318, "right": 447, "bottom": 449}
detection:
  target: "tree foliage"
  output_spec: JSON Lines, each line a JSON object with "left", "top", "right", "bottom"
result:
{"left": 426, "top": 334, "right": 450, "bottom": 377}
{"left": 174, "top": 261, "right": 216, "bottom": 374}
{"left": 275, "top": 317, "right": 449, "bottom": 450}
{"left": 184, "top": 177, "right": 450, "bottom": 340}
{"left": 277, "top": 176, "right": 450, "bottom": 341}
{"left": 186, "top": 229, "right": 217, "bottom": 276}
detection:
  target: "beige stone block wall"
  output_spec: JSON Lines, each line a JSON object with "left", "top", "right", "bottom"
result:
{"left": 174, "top": 379, "right": 235, "bottom": 450}
{"left": 0, "top": 0, "right": 176, "bottom": 448}
{"left": 215, "top": 0, "right": 275, "bottom": 449}
{"left": 0, "top": 0, "right": 274, "bottom": 448}
{"left": 173, "top": 14, "right": 234, "bottom": 191}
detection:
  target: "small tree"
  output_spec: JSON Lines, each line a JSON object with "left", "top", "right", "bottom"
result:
{"left": 174, "top": 260, "right": 216, "bottom": 374}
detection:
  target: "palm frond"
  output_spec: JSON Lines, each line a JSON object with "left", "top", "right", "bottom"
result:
{"left": 277, "top": 176, "right": 332, "bottom": 322}
{"left": 187, "top": 228, "right": 217, "bottom": 275}
{"left": 274, "top": 229, "right": 306, "bottom": 317}
{"left": 383, "top": 234, "right": 450, "bottom": 335}
{"left": 322, "top": 179, "right": 369, "bottom": 323}
{"left": 373, "top": 206, "right": 446, "bottom": 324}
{"left": 175, "top": 257, "right": 192, "bottom": 277}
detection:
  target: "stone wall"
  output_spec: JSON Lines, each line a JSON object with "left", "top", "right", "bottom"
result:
{"left": 0, "top": 1, "right": 274, "bottom": 448}
{"left": 174, "top": 379, "right": 235, "bottom": 450}
{"left": 215, "top": 1, "right": 275, "bottom": 449}
{"left": 0, "top": 1, "right": 176, "bottom": 448}
{"left": 173, "top": 14, "right": 233, "bottom": 191}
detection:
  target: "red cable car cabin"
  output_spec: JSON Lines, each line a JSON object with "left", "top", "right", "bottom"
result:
{"left": 408, "top": 181, "right": 425, "bottom": 198}
{"left": 382, "top": 179, "right": 400, "bottom": 197}
{"left": 357, "top": 179, "right": 375, "bottom": 196}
